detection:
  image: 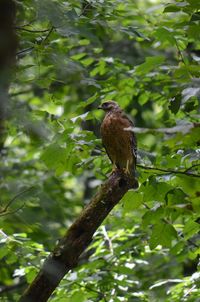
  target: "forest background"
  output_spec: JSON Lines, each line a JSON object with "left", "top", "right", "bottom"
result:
{"left": 0, "top": 0, "right": 200, "bottom": 301}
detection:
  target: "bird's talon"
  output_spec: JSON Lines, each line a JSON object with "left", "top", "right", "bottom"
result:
{"left": 111, "top": 164, "right": 118, "bottom": 174}
{"left": 123, "top": 168, "right": 129, "bottom": 174}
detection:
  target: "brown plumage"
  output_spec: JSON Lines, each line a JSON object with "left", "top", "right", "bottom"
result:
{"left": 99, "top": 100, "right": 138, "bottom": 188}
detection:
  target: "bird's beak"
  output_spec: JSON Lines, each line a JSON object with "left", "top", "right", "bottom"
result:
{"left": 98, "top": 105, "right": 103, "bottom": 109}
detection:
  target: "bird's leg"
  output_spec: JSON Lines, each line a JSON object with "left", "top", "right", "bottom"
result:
{"left": 112, "top": 162, "right": 117, "bottom": 173}
{"left": 124, "top": 160, "right": 130, "bottom": 174}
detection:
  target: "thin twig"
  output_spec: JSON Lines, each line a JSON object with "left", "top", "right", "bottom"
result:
{"left": 175, "top": 39, "right": 187, "bottom": 66}
{"left": 0, "top": 281, "right": 26, "bottom": 294}
{"left": 0, "top": 187, "right": 34, "bottom": 215}
{"left": 15, "top": 27, "right": 51, "bottom": 33}
{"left": 79, "top": 3, "right": 91, "bottom": 17}
{"left": 73, "top": 281, "right": 107, "bottom": 301}
{"left": 143, "top": 202, "right": 150, "bottom": 210}
{"left": 137, "top": 164, "right": 200, "bottom": 178}
{"left": 188, "top": 239, "right": 199, "bottom": 248}
{"left": 0, "top": 203, "right": 25, "bottom": 217}
{"left": 16, "top": 26, "right": 54, "bottom": 56}
{"left": 9, "top": 89, "right": 33, "bottom": 97}
{"left": 41, "top": 26, "right": 54, "bottom": 45}
{"left": 174, "top": 39, "right": 192, "bottom": 79}
{"left": 16, "top": 47, "right": 34, "bottom": 56}
{"left": 16, "top": 20, "right": 36, "bottom": 28}
{"left": 184, "top": 164, "right": 200, "bottom": 173}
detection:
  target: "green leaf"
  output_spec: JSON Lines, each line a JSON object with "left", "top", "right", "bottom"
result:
{"left": 79, "top": 39, "right": 90, "bottom": 45}
{"left": 25, "top": 266, "right": 38, "bottom": 283}
{"left": 70, "top": 53, "right": 87, "bottom": 61}
{"left": 164, "top": 2, "right": 189, "bottom": 13}
{"left": 70, "top": 290, "right": 86, "bottom": 302}
{"left": 187, "top": 0, "right": 200, "bottom": 9}
{"left": 171, "top": 241, "right": 185, "bottom": 255}
{"left": 142, "top": 206, "right": 165, "bottom": 228}
{"left": 119, "top": 26, "right": 148, "bottom": 39}
{"left": 183, "top": 220, "right": 200, "bottom": 240}
{"left": 149, "top": 222, "right": 177, "bottom": 249}
{"left": 0, "top": 246, "right": 8, "bottom": 260}
{"left": 165, "top": 188, "right": 187, "bottom": 205}
{"left": 190, "top": 12, "right": 200, "bottom": 22}
{"left": 154, "top": 27, "right": 175, "bottom": 45}
{"left": 169, "top": 94, "right": 182, "bottom": 114}
{"left": 122, "top": 191, "right": 143, "bottom": 211}
{"left": 78, "top": 93, "right": 98, "bottom": 109}
{"left": 41, "top": 144, "right": 66, "bottom": 171}
{"left": 71, "top": 112, "right": 91, "bottom": 123}
{"left": 116, "top": 265, "right": 135, "bottom": 275}
{"left": 138, "top": 92, "right": 150, "bottom": 105}
{"left": 81, "top": 57, "right": 95, "bottom": 67}
{"left": 135, "top": 56, "right": 165, "bottom": 75}
{"left": 187, "top": 25, "right": 200, "bottom": 40}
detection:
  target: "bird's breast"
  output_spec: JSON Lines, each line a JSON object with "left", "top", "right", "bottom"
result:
{"left": 100, "top": 110, "right": 136, "bottom": 170}
{"left": 101, "top": 113, "right": 128, "bottom": 136}
{"left": 101, "top": 113, "right": 131, "bottom": 150}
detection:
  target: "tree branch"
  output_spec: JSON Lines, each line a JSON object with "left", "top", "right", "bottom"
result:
{"left": 137, "top": 164, "right": 200, "bottom": 178}
{"left": 126, "top": 122, "right": 200, "bottom": 134}
{"left": 19, "top": 170, "right": 134, "bottom": 302}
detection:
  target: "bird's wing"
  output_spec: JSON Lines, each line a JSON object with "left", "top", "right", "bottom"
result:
{"left": 121, "top": 110, "right": 137, "bottom": 162}
{"left": 131, "top": 132, "right": 137, "bottom": 165}
{"left": 102, "top": 143, "right": 114, "bottom": 164}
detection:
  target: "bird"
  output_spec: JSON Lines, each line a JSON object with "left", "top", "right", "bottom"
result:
{"left": 98, "top": 100, "right": 138, "bottom": 188}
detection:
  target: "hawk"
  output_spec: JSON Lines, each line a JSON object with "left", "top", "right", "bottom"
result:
{"left": 98, "top": 100, "right": 138, "bottom": 188}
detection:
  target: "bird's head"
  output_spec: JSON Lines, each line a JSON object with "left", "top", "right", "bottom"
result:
{"left": 98, "top": 100, "right": 120, "bottom": 112}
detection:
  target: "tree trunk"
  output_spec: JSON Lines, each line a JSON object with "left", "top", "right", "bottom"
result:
{"left": 0, "top": 0, "right": 18, "bottom": 151}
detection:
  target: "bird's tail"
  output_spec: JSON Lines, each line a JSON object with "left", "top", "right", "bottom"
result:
{"left": 132, "top": 177, "right": 139, "bottom": 189}
{"left": 132, "top": 168, "right": 139, "bottom": 189}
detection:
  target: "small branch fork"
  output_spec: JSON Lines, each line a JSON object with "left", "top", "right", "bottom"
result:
{"left": 19, "top": 171, "right": 134, "bottom": 302}
{"left": 16, "top": 26, "right": 54, "bottom": 57}
{"left": 0, "top": 187, "right": 33, "bottom": 216}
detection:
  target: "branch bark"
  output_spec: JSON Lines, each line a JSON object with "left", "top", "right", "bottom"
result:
{"left": 19, "top": 170, "right": 134, "bottom": 302}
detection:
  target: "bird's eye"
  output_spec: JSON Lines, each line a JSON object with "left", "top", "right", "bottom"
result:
{"left": 104, "top": 103, "right": 109, "bottom": 107}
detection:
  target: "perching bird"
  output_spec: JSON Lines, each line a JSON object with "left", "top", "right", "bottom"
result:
{"left": 98, "top": 100, "right": 138, "bottom": 188}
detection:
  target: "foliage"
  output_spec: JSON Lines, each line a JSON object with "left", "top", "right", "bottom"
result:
{"left": 0, "top": 0, "right": 200, "bottom": 301}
